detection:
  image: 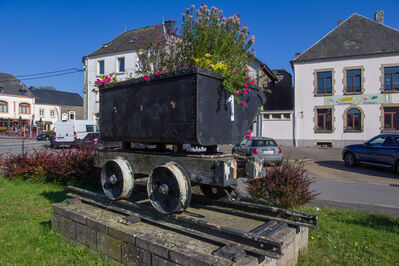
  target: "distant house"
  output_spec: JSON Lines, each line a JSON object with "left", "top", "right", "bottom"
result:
{"left": 291, "top": 11, "right": 399, "bottom": 147}
{"left": 31, "top": 89, "right": 83, "bottom": 130}
{"left": 0, "top": 73, "right": 35, "bottom": 132}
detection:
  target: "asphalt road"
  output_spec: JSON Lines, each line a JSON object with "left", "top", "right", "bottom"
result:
{"left": 0, "top": 138, "right": 48, "bottom": 156}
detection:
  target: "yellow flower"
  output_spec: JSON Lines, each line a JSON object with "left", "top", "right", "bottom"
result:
{"left": 205, "top": 53, "right": 212, "bottom": 58}
{"left": 328, "top": 238, "right": 331, "bottom": 242}
{"left": 311, "top": 236, "right": 314, "bottom": 240}
{"left": 354, "top": 242, "right": 358, "bottom": 246}
{"left": 193, "top": 57, "right": 200, "bottom": 63}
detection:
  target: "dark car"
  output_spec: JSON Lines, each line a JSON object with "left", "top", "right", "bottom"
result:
{"left": 342, "top": 134, "right": 399, "bottom": 173}
{"left": 36, "top": 132, "right": 49, "bottom": 141}
{"left": 80, "top": 133, "right": 121, "bottom": 149}
{"left": 233, "top": 137, "right": 283, "bottom": 165}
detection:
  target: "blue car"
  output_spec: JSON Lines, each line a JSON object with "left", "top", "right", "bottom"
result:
{"left": 342, "top": 134, "right": 399, "bottom": 173}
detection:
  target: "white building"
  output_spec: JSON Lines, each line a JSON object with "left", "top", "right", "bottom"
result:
{"left": 291, "top": 12, "right": 399, "bottom": 147}
{"left": 0, "top": 73, "right": 35, "bottom": 132}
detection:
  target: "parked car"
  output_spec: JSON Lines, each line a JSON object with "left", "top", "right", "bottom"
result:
{"left": 343, "top": 134, "right": 399, "bottom": 173}
{"left": 232, "top": 137, "right": 283, "bottom": 165}
{"left": 80, "top": 133, "right": 121, "bottom": 149}
{"left": 36, "top": 132, "right": 49, "bottom": 141}
{"left": 54, "top": 120, "right": 98, "bottom": 148}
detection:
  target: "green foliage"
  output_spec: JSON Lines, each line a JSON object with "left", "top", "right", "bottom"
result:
{"left": 136, "top": 4, "right": 257, "bottom": 105}
{"left": 247, "top": 160, "right": 318, "bottom": 209}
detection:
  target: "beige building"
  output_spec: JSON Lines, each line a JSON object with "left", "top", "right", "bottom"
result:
{"left": 0, "top": 73, "right": 35, "bottom": 132}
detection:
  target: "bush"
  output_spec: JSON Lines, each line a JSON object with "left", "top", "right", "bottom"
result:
{"left": 45, "top": 130, "right": 55, "bottom": 137}
{"left": 247, "top": 160, "right": 319, "bottom": 209}
{"left": 1, "top": 147, "right": 100, "bottom": 185}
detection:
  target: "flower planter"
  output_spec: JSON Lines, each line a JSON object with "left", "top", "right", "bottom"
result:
{"left": 99, "top": 68, "right": 266, "bottom": 146}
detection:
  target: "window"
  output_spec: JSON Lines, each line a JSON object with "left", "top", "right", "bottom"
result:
{"left": 316, "top": 108, "right": 332, "bottom": 131}
{"left": 384, "top": 67, "right": 399, "bottom": 90}
{"left": 345, "top": 108, "right": 361, "bottom": 131}
{"left": 117, "top": 57, "right": 125, "bottom": 73}
{"left": 263, "top": 114, "right": 270, "bottom": 119}
{"left": 98, "top": 60, "right": 105, "bottom": 75}
{"left": 50, "top": 110, "right": 55, "bottom": 117}
{"left": 20, "top": 89, "right": 27, "bottom": 96}
{"left": 69, "top": 111, "right": 75, "bottom": 120}
{"left": 283, "top": 113, "right": 291, "bottom": 119}
{"left": 39, "top": 109, "right": 44, "bottom": 116}
{"left": 19, "top": 103, "right": 30, "bottom": 114}
{"left": 0, "top": 101, "right": 7, "bottom": 113}
{"left": 86, "top": 125, "right": 95, "bottom": 132}
{"left": 383, "top": 106, "right": 399, "bottom": 130}
{"left": 317, "top": 71, "right": 332, "bottom": 94}
{"left": 272, "top": 114, "right": 281, "bottom": 119}
{"left": 346, "top": 69, "right": 361, "bottom": 93}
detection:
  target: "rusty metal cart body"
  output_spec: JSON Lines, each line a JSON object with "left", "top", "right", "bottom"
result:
{"left": 97, "top": 68, "right": 265, "bottom": 214}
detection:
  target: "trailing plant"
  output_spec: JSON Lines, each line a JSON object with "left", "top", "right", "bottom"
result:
{"left": 247, "top": 160, "right": 319, "bottom": 209}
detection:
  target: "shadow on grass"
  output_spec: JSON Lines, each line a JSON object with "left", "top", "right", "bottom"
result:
{"left": 336, "top": 212, "right": 399, "bottom": 234}
{"left": 40, "top": 220, "right": 51, "bottom": 230}
{"left": 40, "top": 180, "right": 103, "bottom": 204}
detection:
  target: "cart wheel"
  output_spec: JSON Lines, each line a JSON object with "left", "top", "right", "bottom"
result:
{"left": 147, "top": 162, "right": 191, "bottom": 214}
{"left": 199, "top": 185, "right": 232, "bottom": 200}
{"left": 101, "top": 158, "right": 134, "bottom": 200}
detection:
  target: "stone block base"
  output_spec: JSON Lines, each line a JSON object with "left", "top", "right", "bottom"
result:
{"left": 52, "top": 202, "right": 308, "bottom": 265}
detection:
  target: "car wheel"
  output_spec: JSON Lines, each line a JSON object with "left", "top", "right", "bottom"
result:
{"left": 344, "top": 152, "right": 357, "bottom": 167}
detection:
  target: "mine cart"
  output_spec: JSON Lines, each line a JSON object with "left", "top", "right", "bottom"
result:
{"left": 96, "top": 68, "right": 266, "bottom": 214}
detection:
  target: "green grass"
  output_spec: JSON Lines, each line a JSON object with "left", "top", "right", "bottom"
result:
{"left": 0, "top": 177, "right": 118, "bottom": 265}
{"left": 1, "top": 176, "right": 398, "bottom": 265}
{"left": 297, "top": 206, "right": 399, "bottom": 265}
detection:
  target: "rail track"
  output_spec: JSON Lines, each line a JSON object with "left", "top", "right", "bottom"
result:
{"left": 67, "top": 185, "right": 317, "bottom": 261}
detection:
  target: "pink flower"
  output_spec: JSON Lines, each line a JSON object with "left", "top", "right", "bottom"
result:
{"left": 144, "top": 75, "right": 149, "bottom": 80}
{"left": 233, "top": 72, "right": 237, "bottom": 74}
{"left": 236, "top": 68, "right": 240, "bottom": 71}
{"left": 248, "top": 88, "right": 251, "bottom": 92}
{"left": 246, "top": 68, "right": 250, "bottom": 72}
{"left": 162, "top": 68, "right": 167, "bottom": 72}
{"left": 250, "top": 80, "right": 255, "bottom": 85}
{"left": 247, "top": 77, "right": 251, "bottom": 81}
{"left": 244, "top": 83, "right": 248, "bottom": 88}
{"left": 243, "top": 89, "right": 248, "bottom": 94}
{"left": 242, "top": 101, "right": 246, "bottom": 106}
{"left": 236, "top": 91, "right": 241, "bottom": 95}
{"left": 156, "top": 72, "right": 160, "bottom": 76}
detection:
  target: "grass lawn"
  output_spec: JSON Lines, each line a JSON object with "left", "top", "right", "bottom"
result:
{"left": 0, "top": 176, "right": 117, "bottom": 265}
{"left": 297, "top": 206, "right": 399, "bottom": 265}
{"left": 0, "top": 176, "right": 398, "bottom": 265}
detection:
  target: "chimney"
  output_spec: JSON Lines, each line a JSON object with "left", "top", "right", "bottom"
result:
{"left": 163, "top": 19, "right": 176, "bottom": 34}
{"left": 295, "top": 52, "right": 301, "bottom": 58}
{"left": 374, "top": 11, "right": 384, "bottom": 24}
{"left": 337, "top": 19, "right": 343, "bottom": 26}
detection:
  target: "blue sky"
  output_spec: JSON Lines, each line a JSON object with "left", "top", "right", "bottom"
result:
{"left": 1, "top": 0, "right": 398, "bottom": 96}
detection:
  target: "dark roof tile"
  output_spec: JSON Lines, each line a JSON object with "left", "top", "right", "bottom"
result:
{"left": 292, "top": 13, "right": 399, "bottom": 62}
{"left": 0, "top": 73, "right": 33, "bottom": 97}
{"left": 31, "top": 89, "right": 83, "bottom": 107}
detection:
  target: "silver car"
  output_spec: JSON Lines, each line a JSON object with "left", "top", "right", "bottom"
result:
{"left": 233, "top": 137, "right": 283, "bottom": 165}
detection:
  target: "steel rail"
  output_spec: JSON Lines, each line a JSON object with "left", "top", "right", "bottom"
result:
{"left": 67, "top": 186, "right": 283, "bottom": 259}
{"left": 190, "top": 194, "right": 318, "bottom": 228}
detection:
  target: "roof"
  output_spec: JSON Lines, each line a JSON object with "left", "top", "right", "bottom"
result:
{"left": 272, "top": 69, "right": 291, "bottom": 76}
{"left": 292, "top": 13, "right": 399, "bottom": 63}
{"left": 87, "top": 23, "right": 171, "bottom": 58}
{"left": 0, "top": 73, "right": 33, "bottom": 97}
{"left": 31, "top": 89, "right": 83, "bottom": 107}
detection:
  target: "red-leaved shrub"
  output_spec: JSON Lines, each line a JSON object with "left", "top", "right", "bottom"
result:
{"left": 247, "top": 160, "right": 318, "bottom": 209}
{"left": 1, "top": 147, "right": 100, "bottom": 184}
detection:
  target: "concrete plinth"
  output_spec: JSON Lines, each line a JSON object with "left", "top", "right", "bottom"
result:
{"left": 52, "top": 201, "right": 308, "bottom": 265}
